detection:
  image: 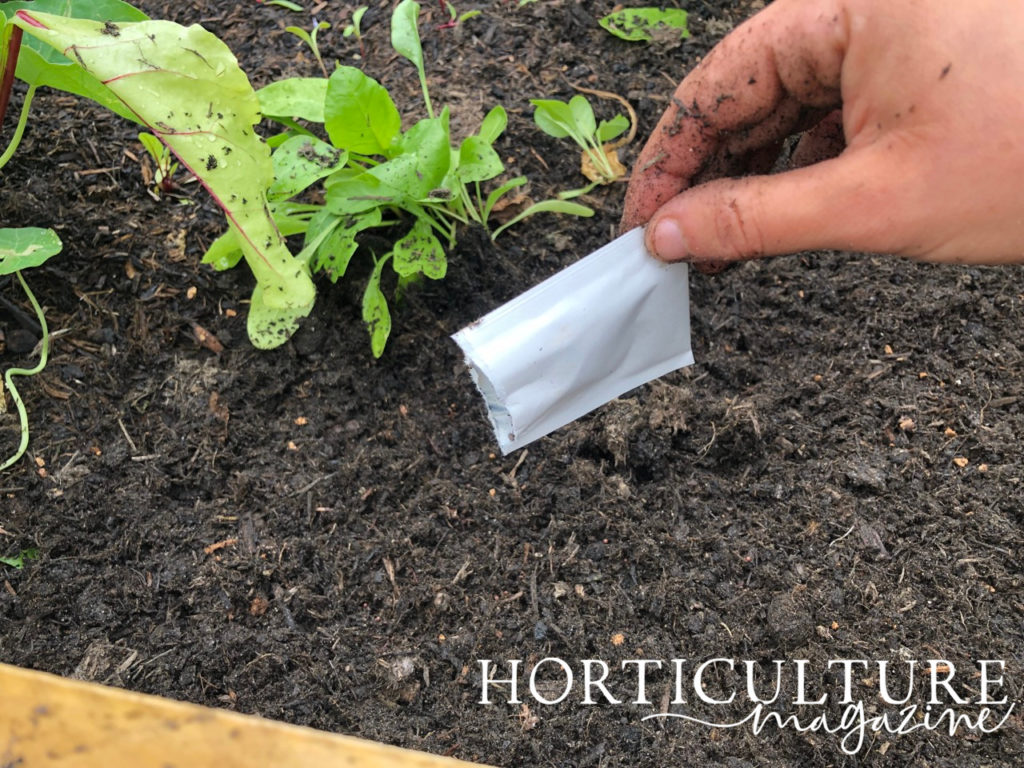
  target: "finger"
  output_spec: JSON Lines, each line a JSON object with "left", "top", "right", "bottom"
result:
{"left": 644, "top": 140, "right": 916, "bottom": 264}
{"left": 621, "top": 0, "right": 846, "bottom": 231}
{"left": 791, "top": 109, "right": 845, "bottom": 168}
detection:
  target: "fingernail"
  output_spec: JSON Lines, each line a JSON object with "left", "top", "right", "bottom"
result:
{"left": 651, "top": 218, "right": 687, "bottom": 261}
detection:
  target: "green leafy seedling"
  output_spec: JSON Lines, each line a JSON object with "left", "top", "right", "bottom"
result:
{"left": 137, "top": 131, "right": 179, "bottom": 198}
{"left": 531, "top": 93, "right": 631, "bottom": 191}
{"left": 391, "top": 0, "right": 433, "bottom": 118}
{"left": 599, "top": 7, "right": 689, "bottom": 43}
{"left": 342, "top": 5, "right": 368, "bottom": 58}
{"left": 286, "top": 18, "right": 331, "bottom": 77}
{"left": 0, "top": 547, "right": 38, "bottom": 569}
{"left": 439, "top": 2, "right": 481, "bottom": 29}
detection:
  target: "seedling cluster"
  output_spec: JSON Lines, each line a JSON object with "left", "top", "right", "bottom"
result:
{"left": 208, "top": 0, "right": 592, "bottom": 356}
{"left": 0, "top": 0, "right": 632, "bottom": 469}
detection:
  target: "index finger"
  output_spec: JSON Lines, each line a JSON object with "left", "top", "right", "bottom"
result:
{"left": 621, "top": 0, "right": 847, "bottom": 230}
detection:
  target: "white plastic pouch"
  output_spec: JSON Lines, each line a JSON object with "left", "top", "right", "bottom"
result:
{"left": 452, "top": 227, "right": 693, "bottom": 454}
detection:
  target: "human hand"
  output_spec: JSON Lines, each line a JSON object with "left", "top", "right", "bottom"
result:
{"left": 621, "top": 0, "right": 1024, "bottom": 269}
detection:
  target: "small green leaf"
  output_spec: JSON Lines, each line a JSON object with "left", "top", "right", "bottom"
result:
{"left": 597, "top": 114, "right": 630, "bottom": 144}
{"left": 343, "top": 6, "right": 368, "bottom": 37}
{"left": 370, "top": 110, "right": 450, "bottom": 199}
{"left": 391, "top": 0, "right": 433, "bottom": 117}
{"left": 0, "top": 227, "right": 62, "bottom": 274}
{"left": 363, "top": 256, "right": 392, "bottom": 358}
{"left": 599, "top": 7, "right": 690, "bottom": 43}
{"left": 137, "top": 131, "right": 164, "bottom": 162}
{"left": 478, "top": 105, "right": 507, "bottom": 144}
{"left": 257, "top": 77, "right": 328, "bottom": 123}
{"left": 324, "top": 66, "right": 401, "bottom": 155}
{"left": 0, "top": 547, "right": 38, "bottom": 569}
{"left": 392, "top": 219, "right": 446, "bottom": 280}
{"left": 391, "top": 0, "right": 424, "bottom": 70}
{"left": 482, "top": 175, "right": 527, "bottom": 222}
{"left": 531, "top": 99, "right": 577, "bottom": 141}
{"left": 310, "top": 207, "right": 383, "bottom": 280}
{"left": 284, "top": 25, "right": 313, "bottom": 48}
{"left": 201, "top": 228, "right": 244, "bottom": 271}
{"left": 490, "top": 199, "right": 594, "bottom": 240}
{"left": 457, "top": 135, "right": 503, "bottom": 184}
{"left": 325, "top": 169, "right": 401, "bottom": 214}
{"left": 269, "top": 134, "right": 347, "bottom": 200}
{"left": 568, "top": 94, "right": 597, "bottom": 139}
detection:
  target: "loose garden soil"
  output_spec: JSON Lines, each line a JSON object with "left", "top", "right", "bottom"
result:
{"left": 2, "top": 1, "right": 1023, "bottom": 766}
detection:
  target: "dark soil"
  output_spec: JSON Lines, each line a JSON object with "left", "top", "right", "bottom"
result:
{"left": 2, "top": 1, "right": 1023, "bottom": 766}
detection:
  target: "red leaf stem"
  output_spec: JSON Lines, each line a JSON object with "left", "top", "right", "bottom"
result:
{"left": 0, "top": 26, "right": 23, "bottom": 129}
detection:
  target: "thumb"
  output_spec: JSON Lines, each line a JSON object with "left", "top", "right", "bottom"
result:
{"left": 645, "top": 145, "right": 908, "bottom": 266}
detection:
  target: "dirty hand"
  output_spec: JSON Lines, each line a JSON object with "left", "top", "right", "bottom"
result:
{"left": 621, "top": 0, "right": 1024, "bottom": 269}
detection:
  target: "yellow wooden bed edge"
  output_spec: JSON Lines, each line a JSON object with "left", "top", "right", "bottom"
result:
{"left": 0, "top": 662, "right": 494, "bottom": 767}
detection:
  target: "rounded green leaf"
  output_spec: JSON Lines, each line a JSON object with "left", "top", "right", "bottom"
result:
{"left": 257, "top": 77, "right": 328, "bottom": 123}
{"left": 568, "top": 94, "right": 597, "bottom": 138}
{"left": 392, "top": 219, "right": 446, "bottom": 280}
{"left": 531, "top": 99, "right": 575, "bottom": 139}
{"left": 598, "top": 8, "right": 690, "bottom": 43}
{"left": 597, "top": 114, "right": 630, "bottom": 144}
{"left": 0, "top": 227, "right": 62, "bottom": 274}
{"left": 457, "top": 135, "right": 503, "bottom": 184}
{"left": 269, "top": 134, "right": 347, "bottom": 200}
{"left": 324, "top": 66, "right": 400, "bottom": 155}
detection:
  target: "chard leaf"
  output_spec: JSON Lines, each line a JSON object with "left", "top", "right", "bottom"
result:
{"left": 392, "top": 218, "right": 445, "bottom": 280}
{"left": 457, "top": 135, "right": 503, "bottom": 184}
{"left": 14, "top": 11, "right": 316, "bottom": 349}
{"left": 0, "top": 0, "right": 148, "bottom": 122}
{"left": 257, "top": 76, "right": 327, "bottom": 123}
{"left": 269, "top": 134, "right": 347, "bottom": 200}
{"left": 370, "top": 109, "right": 450, "bottom": 200}
{"left": 0, "top": 227, "right": 61, "bottom": 274}
{"left": 324, "top": 66, "right": 400, "bottom": 155}
{"left": 599, "top": 8, "right": 690, "bottom": 43}
{"left": 203, "top": 202, "right": 315, "bottom": 271}
{"left": 325, "top": 169, "right": 402, "bottom": 214}
{"left": 310, "top": 207, "right": 383, "bottom": 281}
{"left": 363, "top": 256, "right": 391, "bottom": 358}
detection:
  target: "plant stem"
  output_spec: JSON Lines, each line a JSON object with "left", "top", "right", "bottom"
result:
{"left": 0, "top": 270, "right": 50, "bottom": 472}
{"left": 0, "top": 84, "right": 36, "bottom": 171}
{"left": 0, "top": 25, "right": 23, "bottom": 131}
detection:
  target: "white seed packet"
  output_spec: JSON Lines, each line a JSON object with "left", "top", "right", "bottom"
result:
{"left": 452, "top": 227, "right": 693, "bottom": 454}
